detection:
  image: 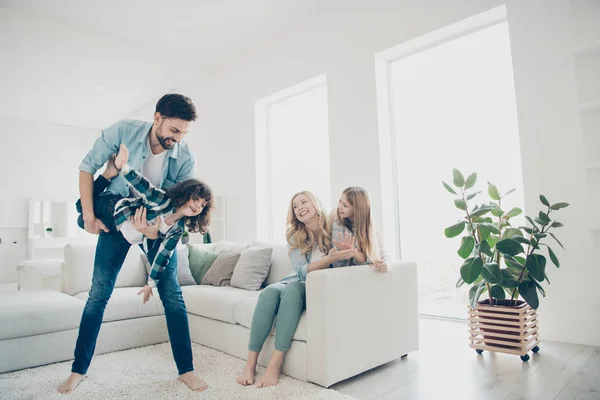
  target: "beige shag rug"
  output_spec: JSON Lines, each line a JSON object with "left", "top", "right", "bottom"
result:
{"left": 0, "top": 343, "right": 357, "bottom": 400}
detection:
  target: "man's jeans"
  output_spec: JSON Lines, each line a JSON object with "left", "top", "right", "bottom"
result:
{"left": 71, "top": 231, "right": 194, "bottom": 375}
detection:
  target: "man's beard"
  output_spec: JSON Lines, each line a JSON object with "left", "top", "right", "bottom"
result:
{"left": 156, "top": 127, "right": 175, "bottom": 150}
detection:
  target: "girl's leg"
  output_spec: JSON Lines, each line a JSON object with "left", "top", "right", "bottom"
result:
{"left": 256, "top": 281, "right": 306, "bottom": 388}
{"left": 237, "top": 283, "right": 286, "bottom": 386}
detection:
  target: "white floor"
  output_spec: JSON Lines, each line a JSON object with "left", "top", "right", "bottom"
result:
{"left": 331, "top": 316, "right": 600, "bottom": 400}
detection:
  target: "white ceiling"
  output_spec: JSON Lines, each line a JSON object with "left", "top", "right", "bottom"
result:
{"left": 0, "top": 0, "right": 325, "bottom": 129}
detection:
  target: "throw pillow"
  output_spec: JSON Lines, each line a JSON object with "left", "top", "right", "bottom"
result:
{"left": 201, "top": 249, "right": 241, "bottom": 286}
{"left": 140, "top": 245, "right": 196, "bottom": 286}
{"left": 230, "top": 246, "right": 273, "bottom": 291}
{"left": 188, "top": 245, "right": 220, "bottom": 284}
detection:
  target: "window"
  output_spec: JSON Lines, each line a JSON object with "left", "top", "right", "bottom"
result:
{"left": 376, "top": 7, "right": 525, "bottom": 319}
{"left": 255, "top": 75, "right": 331, "bottom": 244}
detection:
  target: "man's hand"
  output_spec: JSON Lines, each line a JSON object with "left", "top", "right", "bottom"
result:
{"left": 138, "top": 285, "right": 153, "bottom": 304}
{"left": 83, "top": 215, "right": 109, "bottom": 235}
{"left": 131, "top": 207, "right": 159, "bottom": 239}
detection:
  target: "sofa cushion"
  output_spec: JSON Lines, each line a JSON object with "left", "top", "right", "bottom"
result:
{"left": 181, "top": 285, "right": 260, "bottom": 324}
{"left": 141, "top": 246, "right": 196, "bottom": 286}
{"left": 74, "top": 287, "right": 164, "bottom": 322}
{"left": 0, "top": 290, "right": 84, "bottom": 340}
{"left": 62, "top": 244, "right": 147, "bottom": 296}
{"left": 215, "top": 241, "right": 250, "bottom": 254}
{"left": 201, "top": 250, "right": 241, "bottom": 287}
{"left": 264, "top": 245, "right": 293, "bottom": 286}
{"left": 188, "top": 246, "right": 219, "bottom": 284}
{"left": 233, "top": 296, "right": 307, "bottom": 342}
{"left": 230, "top": 246, "right": 273, "bottom": 291}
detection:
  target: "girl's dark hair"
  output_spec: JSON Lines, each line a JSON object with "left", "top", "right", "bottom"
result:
{"left": 165, "top": 179, "right": 213, "bottom": 234}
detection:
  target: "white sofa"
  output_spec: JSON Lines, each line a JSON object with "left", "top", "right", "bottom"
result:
{"left": 0, "top": 241, "right": 419, "bottom": 387}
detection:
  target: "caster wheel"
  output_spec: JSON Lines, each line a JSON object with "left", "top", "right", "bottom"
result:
{"left": 532, "top": 346, "right": 540, "bottom": 353}
{"left": 401, "top": 354, "right": 408, "bottom": 358}
{"left": 520, "top": 354, "right": 530, "bottom": 362}
{"left": 476, "top": 349, "right": 484, "bottom": 354}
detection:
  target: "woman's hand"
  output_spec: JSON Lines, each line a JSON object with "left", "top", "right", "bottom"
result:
{"left": 130, "top": 207, "right": 159, "bottom": 239}
{"left": 371, "top": 259, "right": 388, "bottom": 273}
{"left": 333, "top": 232, "right": 354, "bottom": 251}
{"left": 114, "top": 144, "right": 129, "bottom": 170}
{"left": 138, "top": 285, "right": 153, "bottom": 304}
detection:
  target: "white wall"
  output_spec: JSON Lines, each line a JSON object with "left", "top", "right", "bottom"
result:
{"left": 186, "top": 0, "right": 504, "bottom": 244}
{"left": 506, "top": 0, "right": 599, "bottom": 346}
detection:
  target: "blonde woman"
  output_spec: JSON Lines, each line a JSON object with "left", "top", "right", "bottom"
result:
{"left": 332, "top": 186, "right": 390, "bottom": 272}
{"left": 237, "top": 191, "right": 356, "bottom": 388}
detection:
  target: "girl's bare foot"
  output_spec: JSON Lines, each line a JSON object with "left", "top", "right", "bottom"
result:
{"left": 255, "top": 364, "right": 281, "bottom": 388}
{"left": 236, "top": 363, "right": 256, "bottom": 386}
{"left": 178, "top": 372, "right": 208, "bottom": 391}
{"left": 57, "top": 373, "right": 85, "bottom": 394}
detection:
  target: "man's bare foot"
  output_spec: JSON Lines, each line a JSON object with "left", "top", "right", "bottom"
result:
{"left": 178, "top": 372, "right": 208, "bottom": 392}
{"left": 255, "top": 365, "right": 281, "bottom": 388}
{"left": 57, "top": 373, "right": 85, "bottom": 394}
{"left": 236, "top": 363, "right": 256, "bottom": 386}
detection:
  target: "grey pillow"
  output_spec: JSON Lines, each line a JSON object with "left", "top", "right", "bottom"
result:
{"left": 140, "top": 245, "right": 196, "bottom": 286}
{"left": 201, "top": 249, "right": 241, "bottom": 286}
{"left": 230, "top": 246, "right": 273, "bottom": 291}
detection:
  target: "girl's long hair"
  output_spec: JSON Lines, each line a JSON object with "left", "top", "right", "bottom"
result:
{"left": 166, "top": 179, "right": 213, "bottom": 234}
{"left": 336, "top": 186, "right": 379, "bottom": 261}
{"left": 286, "top": 191, "right": 331, "bottom": 255}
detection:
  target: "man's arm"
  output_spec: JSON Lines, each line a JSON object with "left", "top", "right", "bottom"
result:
{"left": 79, "top": 171, "right": 108, "bottom": 234}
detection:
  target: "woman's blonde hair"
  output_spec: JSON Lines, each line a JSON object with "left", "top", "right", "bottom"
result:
{"left": 286, "top": 191, "right": 331, "bottom": 255}
{"left": 336, "top": 186, "right": 379, "bottom": 261}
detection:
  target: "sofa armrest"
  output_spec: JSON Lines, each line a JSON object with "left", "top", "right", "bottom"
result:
{"left": 17, "top": 259, "right": 63, "bottom": 291}
{"left": 305, "top": 261, "right": 419, "bottom": 387}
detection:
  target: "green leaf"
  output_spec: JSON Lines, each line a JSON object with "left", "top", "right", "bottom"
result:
{"left": 471, "top": 205, "right": 495, "bottom": 218}
{"left": 500, "top": 269, "right": 519, "bottom": 288}
{"left": 454, "top": 199, "right": 467, "bottom": 211}
{"left": 466, "top": 191, "right": 480, "bottom": 201}
{"left": 482, "top": 262, "right": 502, "bottom": 284}
{"left": 503, "top": 189, "right": 516, "bottom": 197}
{"left": 533, "top": 233, "right": 547, "bottom": 240}
{"left": 445, "top": 221, "right": 466, "bottom": 238}
{"left": 490, "top": 285, "right": 506, "bottom": 300}
{"left": 522, "top": 226, "right": 534, "bottom": 234}
{"left": 540, "top": 244, "right": 560, "bottom": 268}
{"left": 504, "top": 255, "right": 525, "bottom": 269}
{"left": 443, "top": 181, "right": 457, "bottom": 195}
{"left": 458, "top": 236, "right": 475, "bottom": 259}
{"left": 479, "top": 222, "right": 500, "bottom": 234}
{"left": 453, "top": 169, "right": 465, "bottom": 187}
{"left": 465, "top": 173, "right": 477, "bottom": 190}
{"left": 469, "top": 281, "right": 486, "bottom": 309}
{"left": 488, "top": 182, "right": 501, "bottom": 201}
{"left": 512, "top": 236, "right": 532, "bottom": 245}
{"left": 519, "top": 280, "right": 539, "bottom": 309}
{"left": 533, "top": 279, "right": 546, "bottom": 297}
{"left": 456, "top": 276, "right": 465, "bottom": 289}
{"left": 538, "top": 211, "right": 551, "bottom": 224}
{"left": 549, "top": 232, "right": 564, "bottom": 249}
{"left": 540, "top": 195, "right": 550, "bottom": 207}
{"left": 491, "top": 207, "right": 504, "bottom": 217}
{"left": 478, "top": 240, "right": 494, "bottom": 257}
{"left": 479, "top": 224, "right": 491, "bottom": 242}
{"left": 551, "top": 221, "right": 564, "bottom": 228}
{"left": 461, "top": 257, "right": 484, "bottom": 284}
{"left": 525, "top": 254, "right": 546, "bottom": 281}
{"left": 496, "top": 238, "right": 524, "bottom": 256}
{"left": 550, "top": 202, "right": 569, "bottom": 210}
{"left": 502, "top": 228, "right": 523, "bottom": 239}
{"left": 534, "top": 216, "right": 545, "bottom": 226}
{"left": 506, "top": 207, "right": 523, "bottom": 219}
{"left": 525, "top": 216, "right": 538, "bottom": 229}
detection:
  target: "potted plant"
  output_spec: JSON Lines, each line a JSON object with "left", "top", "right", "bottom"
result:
{"left": 45, "top": 227, "right": 53, "bottom": 238}
{"left": 181, "top": 229, "right": 189, "bottom": 245}
{"left": 443, "top": 169, "right": 569, "bottom": 361}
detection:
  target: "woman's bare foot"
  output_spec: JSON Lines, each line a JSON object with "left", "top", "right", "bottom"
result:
{"left": 256, "top": 351, "right": 284, "bottom": 388}
{"left": 57, "top": 373, "right": 85, "bottom": 394}
{"left": 236, "top": 363, "right": 256, "bottom": 386}
{"left": 178, "top": 372, "right": 208, "bottom": 392}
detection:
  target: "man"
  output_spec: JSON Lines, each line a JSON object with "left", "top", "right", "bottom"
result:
{"left": 58, "top": 94, "right": 207, "bottom": 393}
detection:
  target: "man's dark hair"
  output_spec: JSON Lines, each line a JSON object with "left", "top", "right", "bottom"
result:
{"left": 155, "top": 94, "right": 197, "bottom": 121}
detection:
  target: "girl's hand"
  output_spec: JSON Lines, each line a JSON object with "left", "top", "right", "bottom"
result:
{"left": 372, "top": 260, "right": 388, "bottom": 273}
{"left": 328, "top": 247, "right": 356, "bottom": 261}
{"left": 138, "top": 285, "right": 153, "bottom": 304}
{"left": 115, "top": 144, "right": 129, "bottom": 170}
{"left": 333, "top": 232, "right": 354, "bottom": 251}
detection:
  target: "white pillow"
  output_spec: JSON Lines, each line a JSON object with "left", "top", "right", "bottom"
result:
{"left": 141, "top": 245, "right": 196, "bottom": 286}
{"left": 230, "top": 246, "right": 273, "bottom": 291}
